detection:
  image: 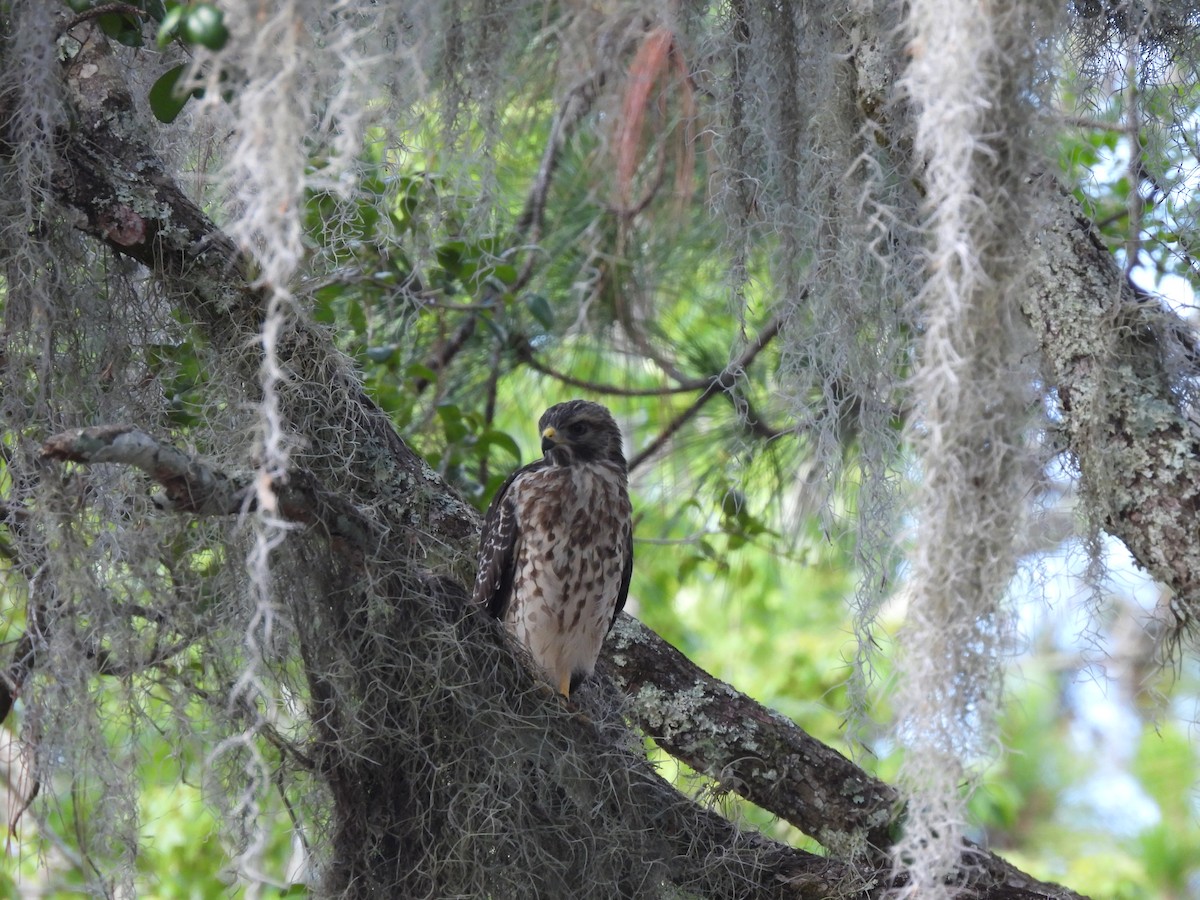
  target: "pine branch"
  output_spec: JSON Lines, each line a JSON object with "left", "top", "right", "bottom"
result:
{"left": 629, "top": 311, "right": 787, "bottom": 470}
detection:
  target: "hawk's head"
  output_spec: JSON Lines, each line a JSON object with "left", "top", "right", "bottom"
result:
{"left": 538, "top": 400, "right": 626, "bottom": 469}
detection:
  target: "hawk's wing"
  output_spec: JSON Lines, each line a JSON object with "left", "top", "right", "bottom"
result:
{"left": 611, "top": 526, "right": 633, "bottom": 632}
{"left": 472, "top": 459, "right": 542, "bottom": 620}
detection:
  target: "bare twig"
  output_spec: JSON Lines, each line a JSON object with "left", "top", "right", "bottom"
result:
{"left": 515, "top": 73, "right": 606, "bottom": 255}
{"left": 479, "top": 339, "right": 504, "bottom": 489}
{"left": 412, "top": 310, "right": 481, "bottom": 396}
{"left": 414, "top": 68, "right": 607, "bottom": 399}
{"left": 630, "top": 311, "right": 786, "bottom": 470}
{"left": 59, "top": 3, "right": 148, "bottom": 37}
{"left": 515, "top": 341, "right": 700, "bottom": 395}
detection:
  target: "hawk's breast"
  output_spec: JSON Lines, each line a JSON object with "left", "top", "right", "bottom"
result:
{"left": 507, "top": 461, "right": 631, "bottom": 689}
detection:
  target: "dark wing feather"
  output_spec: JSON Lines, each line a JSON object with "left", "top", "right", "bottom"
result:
{"left": 472, "top": 460, "right": 541, "bottom": 620}
{"left": 610, "top": 526, "right": 633, "bottom": 632}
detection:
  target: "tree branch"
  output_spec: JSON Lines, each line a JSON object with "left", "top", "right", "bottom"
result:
{"left": 41, "top": 425, "right": 250, "bottom": 516}
{"left": 54, "top": 23, "right": 481, "bottom": 575}
{"left": 629, "top": 310, "right": 787, "bottom": 470}
{"left": 599, "top": 618, "right": 1086, "bottom": 900}
{"left": 840, "top": 5, "right": 1200, "bottom": 641}
{"left": 1020, "top": 176, "right": 1200, "bottom": 640}
{"left": 37, "top": 435, "right": 867, "bottom": 898}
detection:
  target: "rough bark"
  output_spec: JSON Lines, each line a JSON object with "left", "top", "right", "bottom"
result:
{"left": 601, "top": 616, "right": 899, "bottom": 857}
{"left": 840, "top": 5, "right": 1200, "bottom": 630}
{"left": 1021, "top": 176, "right": 1200, "bottom": 633}
{"left": 55, "top": 25, "right": 480, "bottom": 576}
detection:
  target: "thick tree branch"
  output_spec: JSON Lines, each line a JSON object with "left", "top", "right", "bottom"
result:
{"left": 1021, "top": 177, "right": 1200, "bottom": 637}
{"left": 41, "top": 426, "right": 250, "bottom": 516}
{"left": 35, "top": 431, "right": 1075, "bottom": 899}
{"left": 38, "top": 436, "right": 866, "bottom": 899}
{"left": 54, "top": 24, "right": 481, "bottom": 577}
{"left": 600, "top": 618, "right": 1086, "bottom": 900}
{"left": 601, "top": 617, "right": 898, "bottom": 855}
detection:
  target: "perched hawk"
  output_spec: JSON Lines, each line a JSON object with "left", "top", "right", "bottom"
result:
{"left": 472, "top": 400, "right": 633, "bottom": 698}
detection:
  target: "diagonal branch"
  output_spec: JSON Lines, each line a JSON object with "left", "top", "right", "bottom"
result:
{"left": 839, "top": 5, "right": 1200, "bottom": 641}
{"left": 39, "top": 425, "right": 386, "bottom": 555}
{"left": 1020, "top": 176, "right": 1200, "bottom": 641}
{"left": 37, "top": 427, "right": 1079, "bottom": 900}
{"left": 600, "top": 617, "right": 898, "bottom": 855}
{"left": 600, "top": 618, "right": 1086, "bottom": 900}
{"left": 39, "top": 430, "right": 873, "bottom": 899}
{"left": 629, "top": 311, "right": 787, "bottom": 470}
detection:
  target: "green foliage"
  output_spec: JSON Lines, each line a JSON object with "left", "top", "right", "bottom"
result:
{"left": 8, "top": 677, "right": 300, "bottom": 897}
{"left": 1058, "top": 74, "right": 1200, "bottom": 292}
{"left": 965, "top": 663, "right": 1200, "bottom": 898}
{"left": 61, "top": 0, "right": 231, "bottom": 122}
{"left": 1132, "top": 724, "right": 1200, "bottom": 894}
{"left": 148, "top": 64, "right": 198, "bottom": 125}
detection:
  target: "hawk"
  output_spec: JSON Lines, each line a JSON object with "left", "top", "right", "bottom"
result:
{"left": 472, "top": 400, "right": 633, "bottom": 699}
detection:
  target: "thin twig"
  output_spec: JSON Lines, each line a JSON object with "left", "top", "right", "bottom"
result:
{"left": 59, "top": 3, "right": 147, "bottom": 37}
{"left": 479, "top": 339, "right": 504, "bottom": 489}
{"left": 414, "top": 70, "right": 607, "bottom": 399}
{"left": 515, "top": 73, "right": 605, "bottom": 254}
{"left": 516, "top": 343, "right": 700, "bottom": 396}
{"left": 629, "top": 312, "right": 787, "bottom": 471}
{"left": 412, "top": 313, "right": 480, "bottom": 396}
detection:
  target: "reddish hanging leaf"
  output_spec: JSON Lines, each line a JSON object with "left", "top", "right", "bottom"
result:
{"left": 614, "top": 27, "right": 696, "bottom": 215}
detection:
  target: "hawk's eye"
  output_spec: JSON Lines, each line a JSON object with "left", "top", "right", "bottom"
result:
{"left": 566, "top": 421, "right": 588, "bottom": 438}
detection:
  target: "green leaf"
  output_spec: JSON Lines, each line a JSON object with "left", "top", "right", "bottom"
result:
{"left": 490, "top": 263, "right": 518, "bottom": 285}
{"left": 436, "top": 403, "right": 469, "bottom": 442}
{"left": 148, "top": 64, "right": 191, "bottom": 124}
{"left": 479, "top": 312, "right": 507, "bottom": 342}
{"left": 365, "top": 344, "right": 396, "bottom": 363}
{"left": 525, "top": 293, "right": 554, "bottom": 329}
{"left": 98, "top": 11, "right": 144, "bottom": 47}
{"left": 477, "top": 428, "right": 521, "bottom": 462}
{"left": 346, "top": 299, "right": 367, "bottom": 335}
{"left": 311, "top": 284, "right": 340, "bottom": 323}
{"left": 436, "top": 240, "right": 466, "bottom": 275}
{"left": 405, "top": 363, "right": 437, "bottom": 384}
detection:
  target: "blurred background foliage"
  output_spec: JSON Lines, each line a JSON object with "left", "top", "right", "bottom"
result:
{"left": 5, "top": 3, "right": 1200, "bottom": 896}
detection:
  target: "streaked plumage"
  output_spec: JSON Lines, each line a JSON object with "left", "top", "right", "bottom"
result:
{"left": 472, "top": 400, "right": 633, "bottom": 698}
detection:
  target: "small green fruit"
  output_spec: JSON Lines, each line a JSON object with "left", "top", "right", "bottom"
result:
{"left": 183, "top": 3, "right": 229, "bottom": 51}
